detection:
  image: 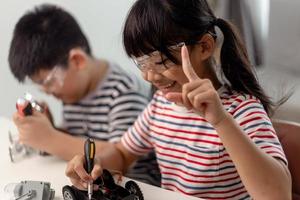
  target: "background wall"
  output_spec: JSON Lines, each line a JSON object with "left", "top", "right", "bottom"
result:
{"left": 258, "top": 0, "right": 300, "bottom": 122}
{"left": 0, "top": 0, "right": 299, "bottom": 124}
{"left": 0, "top": 0, "right": 139, "bottom": 124}
{"left": 213, "top": 0, "right": 269, "bottom": 66}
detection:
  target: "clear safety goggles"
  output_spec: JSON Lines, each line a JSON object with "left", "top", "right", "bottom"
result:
{"left": 132, "top": 41, "right": 203, "bottom": 73}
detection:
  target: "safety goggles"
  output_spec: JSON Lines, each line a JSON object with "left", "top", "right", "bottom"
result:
{"left": 132, "top": 41, "right": 203, "bottom": 73}
{"left": 26, "top": 65, "right": 67, "bottom": 92}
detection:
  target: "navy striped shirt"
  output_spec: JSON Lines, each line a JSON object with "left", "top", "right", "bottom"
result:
{"left": 62, "top": 62, "right": 161, "bottom": 186}
{"left": 62, "top": 62, "right": 149, "bottom": 140}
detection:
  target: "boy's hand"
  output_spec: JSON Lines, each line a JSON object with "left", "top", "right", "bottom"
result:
{"left": 12, "top": 110, "right": 55, "bottom": 151}
{"left": 66, "top": 154, "right": 102, "bottom": 190}
{"left": 39, "top": 101, "right": 54, "bottom": 125}
{"left": 165, "top": 45, "right": 227, "bottom": 126}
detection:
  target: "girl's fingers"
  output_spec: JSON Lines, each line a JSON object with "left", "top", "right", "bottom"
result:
{"left": 165, "top": 81, "right": 207, "bottom": 108}
{"left": 91, "top": 161, "right": 102, "bottom": 181}
{"left": 70, "top": 178, "right": 89, "bottom": 190}
{"left": 181, "top": 45, "right": 200, "bottom": 82}
{"left": 182, "top": 80, "right": 205, "bottom": 91}
{"left": 65, "top": 161, "right": 81, "bottom": 180}
{"left": 165, "top": 92, "right": 183, "bottom": 104}
{"left": 66, "top": 155, "right": 92, "bottom": 182}
{"left": 193, "top": 91, "right": 213, "bottom": 111}
{"left": 73, "top": 162, "right": 92, "bottom": 182}
{"left": 182, "top": 92, "right": 193, "bottom": 110}
{"left": 187, "top": 85, "right": 210, "bottom": 103}
{"left": 165, "top": 91, "right": 193, "bottom": 110}
{"left": 66, "top": 155, "right": 102, "bottom": 191}
{"left": 182, "top": 80, "right": 206, "bottom": 109}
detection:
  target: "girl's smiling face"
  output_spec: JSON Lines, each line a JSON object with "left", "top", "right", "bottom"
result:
{"left": 135, "top": 50, "right": 187, "bottom": 95}
{"left": 134, "top": 35, "right": 216, "bottom": 96}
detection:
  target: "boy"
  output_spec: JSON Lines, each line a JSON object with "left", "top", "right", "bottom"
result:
{"left": 8, "top": 4, "right": 160, "bottom": 186}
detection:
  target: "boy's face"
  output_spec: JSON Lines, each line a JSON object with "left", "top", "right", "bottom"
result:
{"left": 30, "top": 64, "right": 89, "bottom": 104}
{"left": 32, "top": 66, "right": 66, "bottom": 94}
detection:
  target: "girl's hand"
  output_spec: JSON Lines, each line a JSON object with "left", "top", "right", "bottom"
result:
{"left": 65, "top": 154, "right": 102, "bottom": 190}
{"left": 165, "top": 45, "right": 227, "bottom": 126}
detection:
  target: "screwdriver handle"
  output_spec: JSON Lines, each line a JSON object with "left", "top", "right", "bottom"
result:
{"left": 84, "top": 138, "right": 95, "bottom": 174}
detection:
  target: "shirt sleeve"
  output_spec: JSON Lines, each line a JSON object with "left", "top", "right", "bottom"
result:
{"left": 231, "top": 97, "right": 288, "bottom": 165}
{"left": 108, "top": 91, "right": 149, "bottom": 143}
{"left": 121, "top": 98, "right": 155, "bottom": 156}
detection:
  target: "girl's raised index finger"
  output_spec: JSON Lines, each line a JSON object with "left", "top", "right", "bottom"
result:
{"left": 181, "top": 45, "right": 200, "bottom": 82}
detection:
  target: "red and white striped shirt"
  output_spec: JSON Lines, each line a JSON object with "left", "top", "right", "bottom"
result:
{"left": 121, "top": 87, "right": 287, "bottom": 199}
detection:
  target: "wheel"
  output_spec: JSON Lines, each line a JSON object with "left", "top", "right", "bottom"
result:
{"left": 125, "top": 181, "right": 144, "bottom": 200}
{"left": 62, "top": 186, "right": 76, "bottom": 200}
{"left": 102, "top": 169, "right": 116, "bottom": 189}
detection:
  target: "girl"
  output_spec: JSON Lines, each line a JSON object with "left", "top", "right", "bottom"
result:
{"left": 66, "top": 0, "right": 291, "bottom": 199}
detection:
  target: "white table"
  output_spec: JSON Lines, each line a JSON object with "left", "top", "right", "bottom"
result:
{"left": 0, "top": 117, "right": 200, "bottom": 200}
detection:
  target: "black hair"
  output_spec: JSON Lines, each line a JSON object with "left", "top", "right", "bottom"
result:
{"left": 8, "top": 4, "right": 91, "bottom": 82}
{"left": 123, "top": 0, "right": 275, "bottom": 115}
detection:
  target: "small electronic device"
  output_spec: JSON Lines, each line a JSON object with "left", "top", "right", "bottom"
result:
{"left": 16, "top": 92, "right": 44, "bottom": 116}
{"left": 9, "top": 93, "right": 48, "bottom": 162}
{"left": 62, "top": 138, "right": 143, "bottom": 200}
{"left": 4, "top": 180, "right": 55, "bottom": 200}
{"left": 62, "top": 169, "right": 144, "bottom": 200}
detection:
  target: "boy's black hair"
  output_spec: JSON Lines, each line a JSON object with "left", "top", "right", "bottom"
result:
{"left": 8, "top": 4, "right": 91, "bottom": 82}
{"left": 123, "top": 0, "right": 275, "bottom": 115}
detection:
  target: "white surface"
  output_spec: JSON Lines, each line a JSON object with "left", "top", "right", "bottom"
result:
{"left": 0, "top": 117, "right": 200, "bottom": 200}
{"left": 0, "top": 0, "right": 145, "bottom": 125}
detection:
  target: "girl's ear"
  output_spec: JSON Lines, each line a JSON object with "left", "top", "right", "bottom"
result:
{"left": 68, "top": 48, "right": 87, "bottom": 70}
{"left": 198, "top": 33, "right": 216, "bottom": 61}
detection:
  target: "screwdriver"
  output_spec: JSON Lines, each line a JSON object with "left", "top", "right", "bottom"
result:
{"left": 84, "top": 138, "right": 95, "bottom": 200}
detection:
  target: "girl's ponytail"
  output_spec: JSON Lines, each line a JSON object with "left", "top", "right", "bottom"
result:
{"left": 215, "top": 18, "right": 273, "bottom": 115}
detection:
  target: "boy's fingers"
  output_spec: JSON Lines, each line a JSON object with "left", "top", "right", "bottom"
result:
{"left": 39, "top": 101, "right": 48, "bottom": 109}
{"left": 181, "top": 45, "right": 199, "bottom": 82}
{"left": 12, "top": 112, "right": 20, "bottom": 123}
{"left": 32, "top": 109, "right": 43, "bottom": 116}
{"left": 13, "top": 112, "right": 29, "bottom": 125}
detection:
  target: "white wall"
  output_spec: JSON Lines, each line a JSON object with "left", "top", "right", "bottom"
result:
{"left": 258, "top": 0, "right": 300, "bottom": 122}
{"left": 0, "top": 0, "right": 139, "bottom": 124}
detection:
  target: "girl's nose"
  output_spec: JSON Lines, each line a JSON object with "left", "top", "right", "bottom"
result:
{"left": 143, "top": 71, "right": 164, "bottom": 83}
